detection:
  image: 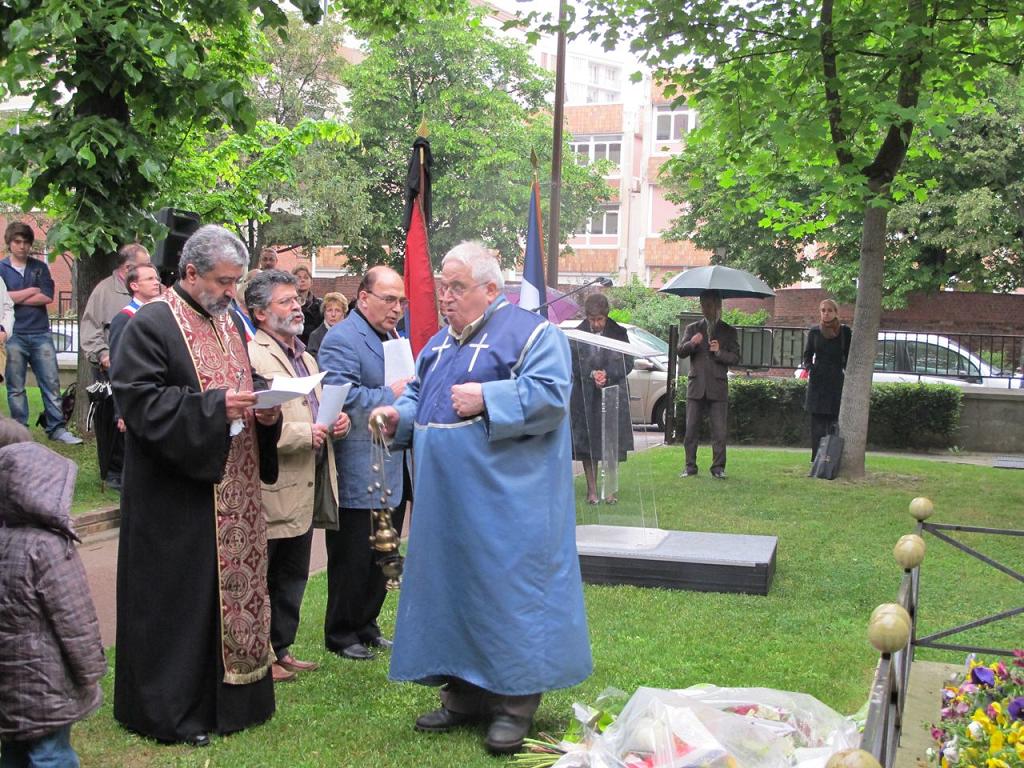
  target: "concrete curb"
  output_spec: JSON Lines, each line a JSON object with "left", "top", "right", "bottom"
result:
{"left": 75, "top": 505, "right": 120, "bottom": 539}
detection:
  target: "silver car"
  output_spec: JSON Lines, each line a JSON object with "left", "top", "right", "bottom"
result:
{"left": 560, "top": 322, "right": 676, "bottom": 429}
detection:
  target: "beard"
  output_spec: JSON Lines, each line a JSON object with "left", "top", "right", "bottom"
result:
{"left": 195, "top": 286, "right": 233, "bottom": 316}
{"left": 267, "top": 312, "right": 304, "bottom": 338}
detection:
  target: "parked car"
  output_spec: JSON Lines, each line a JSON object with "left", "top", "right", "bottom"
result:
{"left": 560, "top": 321, "right": 675, "bottom": 429}
{"left": 50, "top": 319, "right": 79, "bottom": 371}
{"left": 798, "top": 331, "right": 1023, "bottom": 389}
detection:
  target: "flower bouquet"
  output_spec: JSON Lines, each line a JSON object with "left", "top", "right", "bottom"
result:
{"left": 928, "top": 650, "right": 1024, "bottom": 768}
{"left": 514, "top": 685, "right": 859, "bottom": 768}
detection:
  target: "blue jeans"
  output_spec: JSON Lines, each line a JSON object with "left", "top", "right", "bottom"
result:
{"left": 4, "top": 331, "right": 66, "bottom": 436}
{"left": 0, "top": 725, "right": 80, "bottom": 768}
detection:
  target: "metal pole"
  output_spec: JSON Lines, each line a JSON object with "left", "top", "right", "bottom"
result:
{"left": 546, "top": 0, "right": 568, "bottom": 289}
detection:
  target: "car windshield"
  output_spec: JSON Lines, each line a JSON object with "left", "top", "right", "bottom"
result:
{"left": 627, "top": 327, "right": 669, "bottom": 355}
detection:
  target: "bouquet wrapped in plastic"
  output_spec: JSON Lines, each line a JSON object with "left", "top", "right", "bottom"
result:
{"left": 515, "top": 685, "right": 859, "bottom": 768}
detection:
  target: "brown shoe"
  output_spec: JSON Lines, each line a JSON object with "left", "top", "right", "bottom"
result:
{"left": 271, "top": 662, "right": 297, "bottom": 683}
{"left": 278, "top": 653, "right": 319, "bottom": 673}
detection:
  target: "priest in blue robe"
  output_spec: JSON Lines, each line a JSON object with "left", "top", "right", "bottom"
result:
{"left": 371, "top": 241, "right": 592, "bottom": 756}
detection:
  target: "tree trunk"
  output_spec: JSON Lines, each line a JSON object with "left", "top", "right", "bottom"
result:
{"left": 837, "top": 201, "right": 888, "bottom": 478}
{"left": 73, "top": 248, "right": 116, "bottom": 433}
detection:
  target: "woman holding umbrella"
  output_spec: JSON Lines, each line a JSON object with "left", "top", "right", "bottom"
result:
{"left": 569, "top": 293, "right": 634, "bottom": 504}
{"left": 802, "top": 298, "right": 852, "bottom": 462}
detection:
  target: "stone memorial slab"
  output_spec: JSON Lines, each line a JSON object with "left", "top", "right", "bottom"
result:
{"left": 577, "top": 524, "right": 778, "bottom": 595}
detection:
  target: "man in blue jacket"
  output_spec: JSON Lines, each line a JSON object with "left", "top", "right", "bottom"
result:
{"left": 317, "top": 265, "right": 411, "bottom": 661}
{"left": 0, "top": 222, "right": 81, "bottom": 444}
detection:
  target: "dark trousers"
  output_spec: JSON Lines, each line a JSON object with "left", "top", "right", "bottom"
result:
{"left": 267, "top": 526, "right": 314, "bottom": 658}
{"left": 683, "top": 397, "right": 728, "bottom": 473}
{"left": 810, "top": 413, "right": 838, "bottom": 461}
{"left": 440, "top": 678, "right": 541, "bottom": 721}
{"left": 324, "top": 505, "right": 406, "bottom": 651}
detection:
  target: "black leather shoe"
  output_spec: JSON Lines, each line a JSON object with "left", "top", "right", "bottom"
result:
{"left": 185, "top": 733, "right": 210, "bottom": 747}
{"left": 414, "top": 707, "right": 475, "bottom": 733}
{"left": 484, "top": 714, "right": 532, "bottom": 754}
{"left": 711, "top": 470, "right": 727, "bottom": 479}
{"left": 366, "top": 636, "right": 393, "bottom": 649}
{"left": 340, "top": 642, "right": 374, "bottom": 660}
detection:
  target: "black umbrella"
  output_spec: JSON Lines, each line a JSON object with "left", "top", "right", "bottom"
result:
{"left": 659, "top": 265, "right": 775, "bottom": 299}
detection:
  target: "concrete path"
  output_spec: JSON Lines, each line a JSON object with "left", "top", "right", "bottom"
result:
{"left": 894, "top": 660, "right": 960, "bottom": 768}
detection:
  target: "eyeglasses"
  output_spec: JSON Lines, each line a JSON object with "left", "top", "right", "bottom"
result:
{"left": 271, "top": 295, "right": 302, "bottom": 307}
{"left": 437, "top": 281, "right": 486, "bottom": 299}
{"left": 368, "top": 291, "right": 409, "bottom": 309}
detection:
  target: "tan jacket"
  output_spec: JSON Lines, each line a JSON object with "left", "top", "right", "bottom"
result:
{"left": 248, "top": 330, "right": 340, "bottom": 540}
{"left": 79, "top": 271, "right": 131, "bottom": 365}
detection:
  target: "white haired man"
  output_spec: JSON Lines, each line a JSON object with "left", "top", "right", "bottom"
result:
{"left": 371, "top": 242, "right": 592, "bottom": 756}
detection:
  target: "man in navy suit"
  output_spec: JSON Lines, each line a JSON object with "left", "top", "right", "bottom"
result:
{"left": 317, "top": 266, "right": 411, "bottom": 661}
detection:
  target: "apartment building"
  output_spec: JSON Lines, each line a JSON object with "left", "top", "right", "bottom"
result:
{"left": 514, "top": 24, "right": 713, "bottom": 288}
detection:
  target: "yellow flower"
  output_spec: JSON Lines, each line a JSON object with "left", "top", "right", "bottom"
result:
{"left": 989, "top": 729, "right": 1003, "bottom": 753}
{"left": 983, "top": 759, "right": 1008, "bottom": 768}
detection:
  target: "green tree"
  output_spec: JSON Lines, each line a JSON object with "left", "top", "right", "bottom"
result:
{"left": 342, "top": 0, "right": 610, "bottom": 271}
{"left": 659, "top": 74, "right": 1024, "bottom": 307}
{"left": 581, "top": 0, "right": 1024, "bottom": 477}
{"left": 0, "top": 0, "right": 448, "bottom": 426}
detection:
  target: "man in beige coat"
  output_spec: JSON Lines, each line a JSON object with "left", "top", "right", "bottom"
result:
{"left": 246, "top": 270, "right": 350, "bottom": 683}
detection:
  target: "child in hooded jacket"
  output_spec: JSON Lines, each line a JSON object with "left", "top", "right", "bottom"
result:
{"left": 0, "top": 417, "right": 106, "bottom": 768}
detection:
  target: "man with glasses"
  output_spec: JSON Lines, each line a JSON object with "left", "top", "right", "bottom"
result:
{"left": 0, "top": 222, "right": 82, "bottom": 444}
{"left": 371, "top": 242, "right": 592, "bottom": 756}
{"left": 317, "top": 265, "right": 412, "bottom": 661}
{"left": 245, "top": 270, "right": 349, "bottom": 684}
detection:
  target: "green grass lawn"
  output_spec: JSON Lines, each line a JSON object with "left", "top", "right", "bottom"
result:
{"left": 0, "top": 384, "right": 121, "bottom": 513}
{"left": 67, "top": 446, "right": 1023, "bottom": 767}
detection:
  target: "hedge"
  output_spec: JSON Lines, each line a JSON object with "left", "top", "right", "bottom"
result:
{"left": 672, "top": 377, "right": 963, "bottom": 450}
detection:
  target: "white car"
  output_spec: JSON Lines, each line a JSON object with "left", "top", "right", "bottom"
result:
{"left": 798, "top": 331, "right": 1022, "bottom": 389}
{"left": 51, "top": 319, "right": 79, "bottom": 371}
{"left": 560, "top": 321, "right": 675, "bottom": 429}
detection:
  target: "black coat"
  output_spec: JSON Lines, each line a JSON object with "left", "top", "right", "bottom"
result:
{"left": 569, "top": 317, "right": 634, "bottom": 461}
{"left": 803, "top": 324, "right": 852, "bottom": 416}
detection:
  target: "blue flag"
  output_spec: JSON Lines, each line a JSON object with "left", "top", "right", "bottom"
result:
{"left": 520, "top": 178, "right": 547, "bottom": 318}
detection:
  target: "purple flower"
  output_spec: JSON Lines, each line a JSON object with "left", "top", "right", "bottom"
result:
{"left": 971, "top": 666, "right": 995, "bottom": 687}
{"left": 1009, "top": 696, "right": 1024, "bottom": 722}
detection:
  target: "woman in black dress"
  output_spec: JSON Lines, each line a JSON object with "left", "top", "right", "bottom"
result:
{"left": 569, "top": 293, "right": 634, "bottom": 504}
{"left": 802, "top": 298, "right": 852, "bottom": 461}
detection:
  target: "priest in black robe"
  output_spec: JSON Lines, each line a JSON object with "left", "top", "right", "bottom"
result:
{"left": 110, "top": 225, "right": 282, "bottom": 746}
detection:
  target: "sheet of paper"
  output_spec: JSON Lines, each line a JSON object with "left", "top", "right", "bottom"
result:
{"left": 383, "top": 337, "right": 415, "bottom": 385}
{"left": 315, "top": 382, "right": 352, "bottom": 427}
{"left": 253, "top": 370, "right": 327, "bottom": 409}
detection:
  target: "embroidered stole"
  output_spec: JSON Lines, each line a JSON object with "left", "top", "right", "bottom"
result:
{"left": 164, "top": 290, "right": 271, "bottom": 684}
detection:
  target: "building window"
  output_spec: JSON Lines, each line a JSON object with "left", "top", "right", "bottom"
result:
{"left": 655, "top": 105, "right": 697, "bottom": 142}
{"left": 566, "top": 56, "right": 622, "bottom": 104}
{"left": 570, "top": 134, "right": 623, "bottom": 168}
{"left": 588, "top": 205, "right": 619, "bottom": 236}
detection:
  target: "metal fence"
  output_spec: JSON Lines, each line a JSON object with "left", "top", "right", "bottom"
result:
{"left": 733, "top": 326, "right": 1024, "bottom": 387}
{"left": 860, "top": 520, "right": 1024, "bottom": 768}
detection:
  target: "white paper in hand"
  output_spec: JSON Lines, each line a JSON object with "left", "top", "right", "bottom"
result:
{"left": 253, "top": 370, "right": 327, "bottom": 409}
{"left": 383, "top": 338, "right": 415, "bottom": 385}
{"left": 316, "top": 382, "right": 352, "bottom": 427}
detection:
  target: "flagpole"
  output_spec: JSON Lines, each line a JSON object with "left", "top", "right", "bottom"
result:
{"left": 546, "top": 0, "right": 568, "bottom": 290}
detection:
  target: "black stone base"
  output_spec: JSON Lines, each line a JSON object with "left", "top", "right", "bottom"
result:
{"left": 576, "top": 525, "right": 777, "bottom": 595}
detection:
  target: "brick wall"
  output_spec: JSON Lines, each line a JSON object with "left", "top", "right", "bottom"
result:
{"left": 727, "top": 288, "right": 1024, "bottom": 335}
{"left": 565, "top": 104, "right": 623, "bottom": 134}
{"left": 561, "top": 247, "right": 617, "bottom": 274}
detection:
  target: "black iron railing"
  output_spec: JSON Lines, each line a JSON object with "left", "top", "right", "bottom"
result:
{"left": 860, "top": 520, "right": 1024, "bottom": 768}
{"left": 733, "top": 326, "right": 1023, "bottom": 387}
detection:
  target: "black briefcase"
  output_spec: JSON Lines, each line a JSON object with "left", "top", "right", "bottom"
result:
{"left": 811, "top": 429, "right": 844, "bottom": 480}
